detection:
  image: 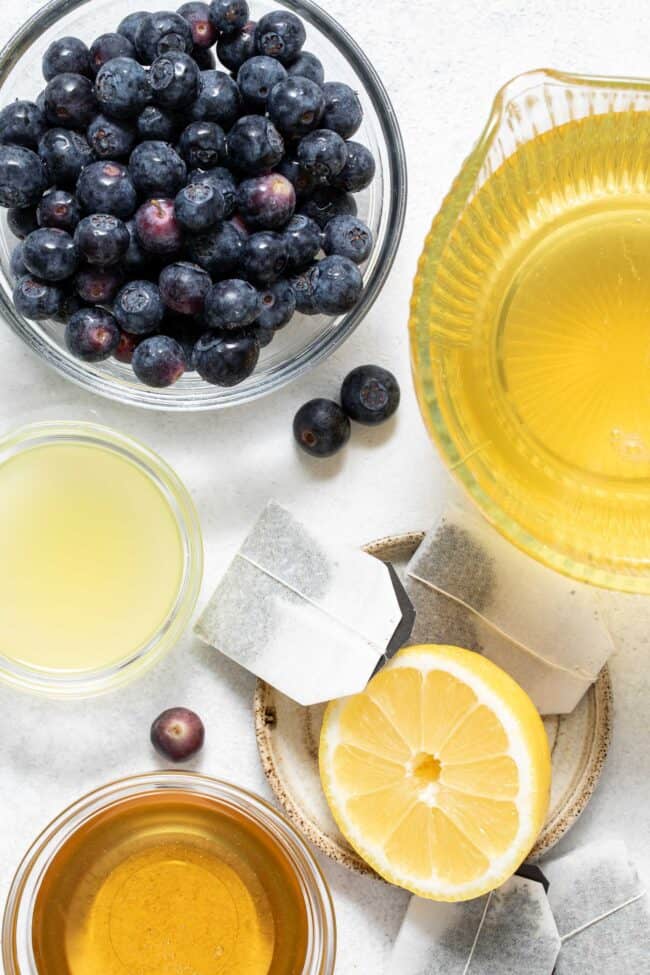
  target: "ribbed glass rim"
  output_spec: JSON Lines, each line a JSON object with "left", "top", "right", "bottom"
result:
{"left": 0, "top": 0, "right": 407, "bottom": 411}
{"left": 0, "top": 421, "right": 203, "bottom": 696}
{"left": 2, "top": 772, "right": 336, "bottom": 975}
{"left": 410, "top": 67, "right": 650, "bottom": 594}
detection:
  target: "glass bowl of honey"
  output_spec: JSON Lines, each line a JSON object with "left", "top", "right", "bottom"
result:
{"left": 2, "top": 772, "right": 336, "bottom": 975}
{"left": 410, "top": 69, "right": 650, "bottom": 594}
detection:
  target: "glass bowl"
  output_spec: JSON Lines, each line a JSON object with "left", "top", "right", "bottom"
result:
{"left": 2, "top": 772, "right": 336, "bottom": 975}
{"left": 0, "top": 421, "right": 203, "bottom": 697}
{"left": 410, "top": 69, "right": 650, "bottom": 595}
{"left": 0, "top": 0, "right": 406, "bottom": 411}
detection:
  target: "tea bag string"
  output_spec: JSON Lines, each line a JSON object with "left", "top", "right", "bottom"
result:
{"left": 462, "top": 891, "right": 493, "bottom": 975}
{"left": 560, "top": 890, "right": 647, "bottom": 943}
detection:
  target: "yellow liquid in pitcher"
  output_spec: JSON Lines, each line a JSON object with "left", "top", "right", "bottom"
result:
{"left": 430, "top": 112, "right": 650, "bottom": 575}
{"left": 0, "top": 440, "right": 184, "bottom": 672}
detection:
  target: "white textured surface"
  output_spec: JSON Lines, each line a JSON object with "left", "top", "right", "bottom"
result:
{"left": 1, "top": 1, "right": 650, "bottom": 971}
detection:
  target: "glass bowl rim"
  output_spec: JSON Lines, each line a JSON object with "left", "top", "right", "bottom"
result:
{"left": 0, "top": 0, "right": 408, "bottom": 412}
{"left": 0, "top": 420, "right": 203, "bottom": 696}
{"left": 410, "top": 67, "right": 650, "bottom": 595}
{"left": 1, "top": 771, "right": 337, "bottom": 975}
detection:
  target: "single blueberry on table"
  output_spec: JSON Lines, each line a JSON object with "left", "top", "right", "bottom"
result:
{"left": 7, "top": 205, "right": 38, "bottom": 239}
{"left": 282, "top": 213, "right": 322, "bottom": 270}
{"left": 296, "top": 129, "right": 347, "bottom": 182}
{"left": 0, "top": 145, "right": 48, "bottom": 207}
{"left": 287, "top": 52, "right": 324, "bottom": 86}
{"left": 267, "top": 76, "right": 324, "bottom": 138}
{"left": 135, "top": 197, "right": 184, "bottom": 255}
{"left": 114, "top": 330, "right": 141, "bottom": 364}
{"left": 87, "top": 114, "right": 136, "bottom": 159}
{"left": 193, "top": 329, "right": 260, "bottom": 386}
{"left": 186, "top": 220, "right": 243, "bottom": 275}
{"left": 0, "top": 101, "right": 47, "bottom": 150}
{"left": 217, "top": 20, "right": 256, "bottom": 72}
{"left": 255, "top": 11, "right": 306, "bottom": 65}
{"left": 132, "top": 334, "right": 187, "bottom": 386}
{"left": 74, "top": 214, "right": 130, "bottom": 266}
{"left": 13, "top": 274, "right": 62, "bottom": 319}
{"left": 237, "top": 56, "right": 287, "bottom": 110}
{"left": 312, "top": 254, "right": 362, "bottom": 314}
{"left": 23, "top": 228, "right": 78, "bottom": 282}
{"left": 159, "top": 261, "right": 211, "bottom": 315}
{"left": 65, "top": 306, "right": 121, "bottom": 361}
{"left": 289, "top": 264, "right": 320, "bottom": 314}
{"left": 42, "top": 37, "right": 91, "bottom": 81}
{"left": 43, "top": 73, "right": 97, "bottom": 130}
{"left": 293, "top": 398, "right": 351, "bottom": 458}
{"left": 227, "top": 115, "right": 284, "bottom": 175}
{"left": 76, "top": 161, "right": 138, "bottom": 219}
{"left": 256, "top": 277, "right": 295, "bottom": 330}
{"left": 177, "top": 2, "right": 218, "bottom": 48}
{"left": 299, "top": 186, "right": 357, "bottom": 229}
{"left": 135, "top": 11, "right": 194, "bottom": 64}
{"left": 192, "top": 45, "right": 217, "bottom": 70}
{"left": 129, "top": 141, "right": 187, "bottom": 197}
{"left": 113, "top": 279, "right": 165, "bottom": 334}
{"left": 95, "top": 57, "right": 149, "bottom": 120}
{"left": 178, "top": 121, "right": 226, "bottom": 169}
{"left": 241, "top": 230, "right": 287, "bottom": 285}
{"left": 321, "top": 82, "right": 363, "bottom": 139}
{"left": 209, "top": 0, "right": 249, "bottom": 35}
{"left": 175, "top": 180, "right": 225, "bottom": 231}
{"left": 323, "top": 215, "right": 373, "bottom": 264}
{"left": 137, "top": 105, "right": 181, "bottom": 143}
{"left": 10, "top": 242, "right": 27, "bottom": 278}
{"left": 37, "top": 128, "right": 93, "bottom": 188}
{"left": 190, "top": 70, "right": 242, "bottom": 127}
{"left": 117, "top": 11, "right": 150, "bottom": 47}
{"left": 237, "top": 173, "right": 296, "bottom": 229}
{"left": 150, "top": 52, "right": 200, "bottom": 110}
{"left": 75, "top": 265, "right": 124, "bottom": 304}
{"left": 123, "top": 218, "right": 153, "bottom": 275}
{"left": 341, "top": 365, "right": 400, "bottom": 425}
{"left": 89, "top": 33, "right": 135, "bottom": 75}
{"left": 276, "top": 156, "right": 317, "bottom": 200}
{"left": 332, "top": 141, "right": 376, "bottom": 193}
{"left": 37, "top": 190, "right": 82, "bottom": 234}
{"left": 188, "top": 165, "right": 236, "bottom": 215}
{"left": 204, "top": 277, "right": 261, "bottom": 329}
{"left": 150, "top": 707, "right": 205, "bottom": 761}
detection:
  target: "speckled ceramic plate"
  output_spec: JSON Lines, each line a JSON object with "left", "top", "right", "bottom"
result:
{"left": 254, "top": 532, "right": 613, "bottom": 875}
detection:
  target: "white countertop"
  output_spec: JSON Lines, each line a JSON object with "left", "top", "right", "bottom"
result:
{"left": 2, "top": 1, "right": 650, "bottom": 971}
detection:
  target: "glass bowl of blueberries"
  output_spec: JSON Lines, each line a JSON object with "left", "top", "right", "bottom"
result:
{"left": 0, "top": 0, "right": 406, "bottom": 409}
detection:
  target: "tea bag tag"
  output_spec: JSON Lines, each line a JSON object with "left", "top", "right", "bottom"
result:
{"left": 194, "top": 501, "right": 415, "bottom": 705}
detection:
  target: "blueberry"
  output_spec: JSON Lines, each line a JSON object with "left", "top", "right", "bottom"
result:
{"left": 282, "top": 213, "right": 321, "bottom": 270}
{"left": 289, "top": 263, "right": 319, "bottom": 314}
{"left": 10, "top": 242, "right": 27, "bottom": 278}
{"left": 255, "top": 11, "right": 305, "bottom": 65}
{"left": 132, "top": 334, "right": 187, "bottom": 386}
{"left": 175, "top": 179, "right": 224, "bottom": 231}
{"left": 87, "top": 114, "right": 136, "bottom": 159}
{"left": 114, "top": 279, "right": 164, "bottom": 333}
{"left": 7, "top": 205, "right": 38, "bottom": 239}
{"left": 43, "top": 73, "right": 97, "bottom": 130}
{"left": 75, "top": 265, "right": 124, "bottom": 303}
{"left": 0, "top": 146, "right": 48, "bottom": 208}
{"left": 123, "top": 218, "right": 153, "bottom": 275}
{"left": 237, "top": 173, "right": 295, "bottom": 229}
{"left": 204, "top": 277, "right": 260, "bottom": 329}
{"left": 267, "top": 76, "right": 324, "bottom": 138}
{"left": 256, "top": 277, "right": 295, "bottom": 329}
{"left": 217, "top": 21, "right": 256, "bottom": 71}
{"left": 299, "top": 186, "right": 356, "bottom": 228}
{"left": 237, "top": 56, "right": 286, "bottom": 110}
{"left": 159, "top": 261, "right": 210, "bottom": 314}
{"left": 56, "top": 289, "right": 84, "bottom": 322}
{"left": 190, "top": 70, "right": 242, "bottom": 127}
{"left": 135, "top": 12, "right": 193, "bottom": 64}
{"left": 37, "top": 128, "right": 93, "bottom": 188}
{"left": 114, "top": 330, "right": 141, "bottom": 364}
{"left": 129, "top": 140, "right": 187, "bottom": 196}
{"left": 0, "top": 101, "right": 47, "bottom": 150}
{"left": 341, "top": 365, "right": 400, "bottom": 425}
{"left": 188, "top": 165, "right": 236, "bottom": 215}
{"left": 42, "top": 37, "right": 91, "bottom": 81}
{"left": 194, "top": 328, "right": 259, "bottom": 385}
{"left": 332, "top": 141, "right": 376, "bottom": 192}
{"left": 293, "top": 398, "right": 351, "bottom": 457}
{"left": 89, "top": 33, "right": 135, "bottom": 75}
{"left": 241, "top": 230, "right": 287, "bottom": 284}
{"left": 77, "top": 161, "right": 138, "bottom": 218}
{"left": 37, "top": 190, "right": 81, "bottom": 234}
{"left": 137, "top": 105, "right": 181, "bottom": 142}
{"left": 95, "top": 57, "right": 149, "bottom": 119}
{"left": 74, "top": 213, "right": 130, "bottom": 265}
{"left": 209, "top": 0, "right": 249, "bottom": 34}
{"left": 178, "top": 2, "right": 218, "bottom": 47}
{"left": 117, "top": 11, "right": 150, "bottom": 47}
{"left": 192, "top": 45, "right": 217, "bottom": 70}
{"left": 178, "top": 121, "right": 226, "bottom": 169}
{"left": 13, "top": 274, "right": 62, "bottom": 319}
{"left": 323, "top": 215, "right": 372, "bottom": 264}
{"left": 151, "top": 706, "right": 205, "bottom": 761}
{"left": 150, "top": 52, "right": 200, "bottom": 110}
{"left": 66, "top": 306, "right": 120, "bottom": 361}
{"left": 321, "top": 82, "right": 363, "bottom": 139}
{"left": 276, "top": 156, "right": 317, "bottom": 200}
{"left": 227, "top": 115, "right": 284, "bottom": 175}
{"left": 23, "top": 228, "right": 78, "bottom": 282}
{"left": 135, "top": 197, "right": 183, "bottom": 254}
{"left": 287, "top": 52, "right": 324, "bottom": 86}
{"left": 312, "top": 254, "right": 362, "bottom": 314}
{"left": 296, "top": 129, "right": 347, "bottom": 182}
{"left": 186, "top": 220, "right": 243, "bottom": 275}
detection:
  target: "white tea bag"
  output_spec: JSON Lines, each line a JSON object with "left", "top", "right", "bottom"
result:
{"left": 545, "top": 838, "right": 650, "bottom": 973}
{"left": 407, "top": 500, "right": 615, "bottom": 713}
{"left": 194, "top": 501, "right": 409, "bottom": 705}
{"left": 389, "top": 875, "right": 560, "bottom": 974}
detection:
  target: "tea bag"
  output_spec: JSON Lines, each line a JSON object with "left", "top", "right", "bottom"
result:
{"left": 194, "top": 501, "right": 413, "bottom": 705}
{"left": 388, "top": 874, "right": 560, "bottom": 974}
{"left": 406, "top": 500, "right": 615, "bottom": 713}
{"left": 545, "top": 838, "right": 650, "bottom": 973}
